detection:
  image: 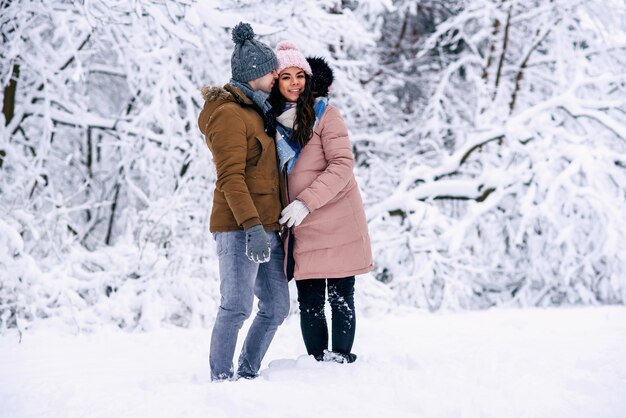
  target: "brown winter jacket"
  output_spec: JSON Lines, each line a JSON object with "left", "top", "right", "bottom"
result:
{"left": 198, "top": 84, "right": 281, "bottom": 232}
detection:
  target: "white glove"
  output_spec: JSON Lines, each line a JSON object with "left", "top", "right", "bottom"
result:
{"left": 279, "top": 200, "right": 310, "bottom": 228}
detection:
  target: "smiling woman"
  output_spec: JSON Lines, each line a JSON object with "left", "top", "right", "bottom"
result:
{"left": 269, "top": 40, "right": 373, "bottom": 364}
{"left": 278, "top": 67, "right": 306, "bottom": 102}
{"left": 269, "top": 41, "right": 315, "bottom": 149}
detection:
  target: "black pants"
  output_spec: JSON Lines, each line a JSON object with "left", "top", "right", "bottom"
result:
{"left": 295, "top": 277, "right": 356, "bottom": 357}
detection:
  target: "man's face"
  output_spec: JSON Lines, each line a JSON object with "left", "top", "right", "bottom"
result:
{"left": 249, "top": 69, "right": 278, "bottom": 93}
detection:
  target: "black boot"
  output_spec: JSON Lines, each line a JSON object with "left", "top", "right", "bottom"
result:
{"left": 323, "top": 350, "right": 358, "bottom": 364}
{"left": 313, "top": 353, "right": 325, "bottom": 362}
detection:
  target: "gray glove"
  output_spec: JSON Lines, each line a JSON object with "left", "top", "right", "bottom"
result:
{"left": 245, "top": 225, "right": 271, "bottom": 263}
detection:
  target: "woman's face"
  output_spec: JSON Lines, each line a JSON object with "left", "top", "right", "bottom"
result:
{"left": 278, "top": 67, "right": 306, "bottom": 102}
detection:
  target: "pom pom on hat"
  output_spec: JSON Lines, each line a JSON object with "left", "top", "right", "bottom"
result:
{"left": 276, "top": 41, "right": 298, "bottom": 51}
{"left": 275, "top": 40, "right": 312, "bottom": 76}
{"left": 232, "top": 22, "right": 255, "bottom": 45}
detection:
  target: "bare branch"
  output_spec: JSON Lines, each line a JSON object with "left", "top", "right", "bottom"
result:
{"left": 493, "top": 4, "right": 512, "bottom": 96}
{"left": 509, "top": 19, "right": 561, "bottom": 114}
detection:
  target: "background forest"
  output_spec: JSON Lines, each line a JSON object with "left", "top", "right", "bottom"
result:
{"left": 1, "top": 0, "right": 625, "bottom": 333}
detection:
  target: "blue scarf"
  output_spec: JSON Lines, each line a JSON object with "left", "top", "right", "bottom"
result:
{"left": 276, "top": 97, "right": 328, "bottom": 173}
{"left": 229, "top": 79, "right": 273, "bottom": 115}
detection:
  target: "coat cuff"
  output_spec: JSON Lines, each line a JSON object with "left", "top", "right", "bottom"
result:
{"left": 242, "top": 217, "right": 262, "bottom": 230}
{"left": 296, "top": 191, "right": 317, "bottom": 212}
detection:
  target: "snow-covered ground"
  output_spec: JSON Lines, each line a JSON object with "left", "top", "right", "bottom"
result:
{"left": 2, "top": 306, "right": 625, "bottom": 418}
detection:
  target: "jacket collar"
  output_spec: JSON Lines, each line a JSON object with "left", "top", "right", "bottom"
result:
{"left": 224, "top": 84, "right": 253, "bottom": 106}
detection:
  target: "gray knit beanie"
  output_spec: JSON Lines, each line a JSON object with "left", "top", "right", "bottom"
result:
{"left": 231, "top": 22, "right": 278, "bottom": 82}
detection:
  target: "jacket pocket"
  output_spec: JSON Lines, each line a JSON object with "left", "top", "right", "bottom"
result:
{"left": 294, "top": 211, "right": 360, "bottom": 253}
{"left": 246, "top": 135, "right": 273, "bottom": 170}
{"left": 248, "top": 178, "right": 278, "bottom": 195}
{"left": 246, "top": 136, "right": 263, "bottom": 167}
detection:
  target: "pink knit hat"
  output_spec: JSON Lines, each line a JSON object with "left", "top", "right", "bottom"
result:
{"left": 275, "top": 41, "right": 312, "bottom": 75}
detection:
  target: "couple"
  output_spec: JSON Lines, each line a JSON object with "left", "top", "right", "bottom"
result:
{"left": 198, "top": 22, "right": 373, "bottom": 381}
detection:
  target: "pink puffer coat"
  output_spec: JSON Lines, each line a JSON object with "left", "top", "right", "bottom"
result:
{"left": 287, "top": 104, "right": 373, "bottom": 280}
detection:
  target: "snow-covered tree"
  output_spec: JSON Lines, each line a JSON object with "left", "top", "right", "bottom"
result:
{"left": 361, "top": 0, "right": 626, "bottom": 309}
{"left": 1, "top": 0, "right": 225, "bottom": 330}
{"left": 0, "top": 0, "right": 377, "bottom": 331}
{"left": 1, "top": 0, "right": 624, "bottom": 333}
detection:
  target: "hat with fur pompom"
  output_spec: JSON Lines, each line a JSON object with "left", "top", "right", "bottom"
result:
{"left": 275, "top": 41, "right": 312, "bottom": 76}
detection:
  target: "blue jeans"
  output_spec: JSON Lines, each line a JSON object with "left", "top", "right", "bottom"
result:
{"left": 210, "top": 230, "right": 290, "bottom": 380}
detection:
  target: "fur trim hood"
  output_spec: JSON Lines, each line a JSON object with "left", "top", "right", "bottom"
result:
{"left": 198, "top": 84, "right": 254, "bottom": 136}
{"left": 201, "top": 85, "right": 233, "bottom": 102}
{"left": 306, "top": 57, "right": 334, "bottom": 97}
{"left": 198, "top": 86, "right": 235, "bottom": 135}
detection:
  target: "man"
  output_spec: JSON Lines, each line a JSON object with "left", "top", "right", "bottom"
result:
{"left": 198, "top": 22, "right": 289, "bottom": 381}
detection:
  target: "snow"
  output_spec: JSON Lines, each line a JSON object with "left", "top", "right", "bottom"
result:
{"left": 1, "top": 1, "right": 625, "bottom": 415}
{"left": 2, "top": 305, "right": 625, "bottom": 418}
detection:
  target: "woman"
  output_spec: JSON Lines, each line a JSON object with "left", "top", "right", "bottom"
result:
{"left": 270, "top": 41, "right": 373, "bottom": 364}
